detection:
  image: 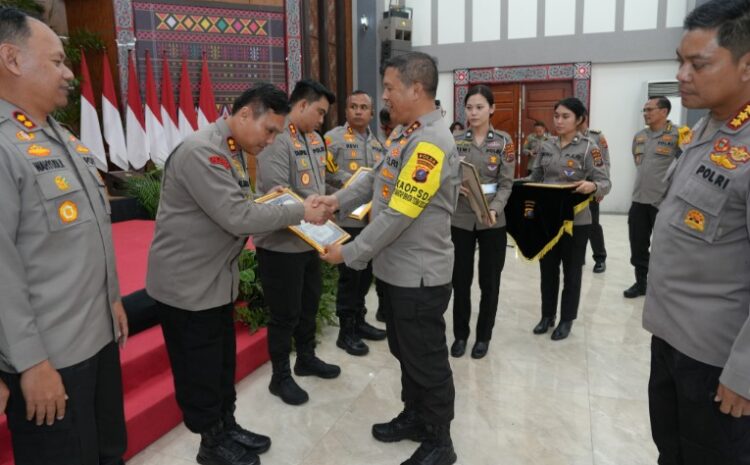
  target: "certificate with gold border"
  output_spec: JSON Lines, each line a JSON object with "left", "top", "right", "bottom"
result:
{"left": 343, "top": 167, "right": 373, "bottom": 220}
{"left": 460, "top": 161, "right": 493, "bottom": 225}
{"left": 255, "top": 188, "right": 351, "bottom": 252}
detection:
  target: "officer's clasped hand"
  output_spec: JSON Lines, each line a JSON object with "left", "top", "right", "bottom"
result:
{"left": 303, "top": 195, "right": 334, "bottom": 225}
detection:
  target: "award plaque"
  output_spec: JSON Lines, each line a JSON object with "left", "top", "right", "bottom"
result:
{"left": 343, "top": 167, "right": 373, "bottom": 220}
{"left": 255, "top": 188, "right": 351, "bottom": 252}
{"left": 460, "top": 161, "right": 494, "bottom": 226}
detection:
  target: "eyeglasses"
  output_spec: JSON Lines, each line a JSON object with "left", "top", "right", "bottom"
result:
{"left": 642, "top": 107, "right": 660, "bottom": 113}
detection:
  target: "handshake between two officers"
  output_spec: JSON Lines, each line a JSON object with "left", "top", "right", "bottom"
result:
{"left": 298, "top": 193, "right": 344, "bottom": 265}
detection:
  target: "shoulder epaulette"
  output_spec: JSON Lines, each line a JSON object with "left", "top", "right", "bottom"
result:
{"left": 728, "top": 102, "right": 750, "bottom": 131}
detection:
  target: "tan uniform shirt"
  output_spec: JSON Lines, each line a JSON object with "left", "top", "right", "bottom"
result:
{"left": 452, "top": 127, "right": 515, "bottom": 230}
{"left": 631, "top": 121, "right": 681, "bottom": 206}
{"left": 0, "top": 99, "right": 119, "bottom": 372}
{"left": 528, "top": 132, "right": 612, "bottom": 225}
{"left": 643, "top": 103, "right": 750, "bottom": 397}
{"left": 334, "top": 109, "right": 460, "bottom": 287}
{"left": 146, "top": 118, "right": 305, "bottom": 311}
{"left": 324, "top": 123, "right": 385, "bottom": 228}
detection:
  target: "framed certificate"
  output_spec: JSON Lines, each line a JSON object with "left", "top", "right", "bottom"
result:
{"left": 343, "top": 167, "right": 373, "bottom": 220}
{"left": 255, "top": 188, "right": 351, "bottom": 252}
{"left": 460, "top": 161, "right": 493, "bottom": 226}
{"left": 520, "top": 182, "right": 578, "bottom": 189}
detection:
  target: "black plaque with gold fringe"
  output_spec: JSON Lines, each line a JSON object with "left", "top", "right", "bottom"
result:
{"left": 504, "top": 182, "right": 592, "bottom": 261}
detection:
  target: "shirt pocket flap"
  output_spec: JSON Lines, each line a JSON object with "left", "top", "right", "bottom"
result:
{"left": 36, "top": 171, "right": 83, "bottom": 200}
{"left": 675, "top": 177, "right": 728, "bottom": 217}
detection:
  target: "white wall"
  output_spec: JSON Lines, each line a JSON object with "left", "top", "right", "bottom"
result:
{"left": 436, "top": 71, "right": 454, "bottom": 123}
{"left": 590, "top": 60, "right": 680, "bottom": 213}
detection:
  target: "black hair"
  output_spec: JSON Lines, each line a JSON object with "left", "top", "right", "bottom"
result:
{"left": 0, "top": 8, "right": 32, "bottom": 46}
{"left": 231, "top": 83, "right": 290, "bottom": 116}
{"left": 449, "top": 121, "right": 464, "bottom": 132}
{"left": 650, "top": 95, "right": 672, "bottom": 114}
{"left": 381, "top": 52, "right": 439, "bottom": 98}
{"left": 554, "top": 97, "right": 587, "bottom": 123}
{"left": 533, "top": 120, "right": 546, "bottom": 128}
{"left": 464, "top": 84, "right": 494, "bottom": 107}
{"left": 379, "top": 108, "right": 391, "bottom": 125}
{"left": 289, "top": 79, "right": 335, "bottom": 106}
{"left": 684, "top": 0, "right": 750, "bottom": 61}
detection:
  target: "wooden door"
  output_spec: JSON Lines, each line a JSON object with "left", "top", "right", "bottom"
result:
{"left": 489, "top": 84, "right": 520, "bottom": 143}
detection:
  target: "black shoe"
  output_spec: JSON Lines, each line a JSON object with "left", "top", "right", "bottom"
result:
{"left": 372, "top": 410, "right": 430, "bottom": 443}
{"left": 375, "top": 309, "right": 386, "bottom": 323}
{"left": 551, "top": 320, "right": 573, "bottom": 341}
{"left": 450, "top": 339, "right": 466, "bottom": 358}
{"left": 470, "top": 341, "right": 489, "bottom": 359}
{"left": 337, "top": 317, "right": 369, "bottom": 356}
{"left": 623, "top": 283, "right": 646, "bottom": 298}
{"left": 269, "top": 374, "right": 309, "bottom": 405}
{"left": 223, "top": 413, "right": 271, "bottom": 455}
{"left": 401, "top": 424, "right": 456, "bottom": 465}
{"left": 294, "top": 355, "right": 341, "bottom": 379}
{"left": 533, "top": 317, "right": 555, "bottom": 335}
{"left": 593, "top": 261, "right": 606, "bottom": 273}
{"left": 198, "top": 423, "right": 259, "bottom": 465}
{"left": 356, "top": 315, "right": 387, "bottom": 341}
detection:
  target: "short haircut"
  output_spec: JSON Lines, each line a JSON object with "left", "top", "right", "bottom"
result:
{"left": 231, "top": 83, "right": 290, "bottom": 117}
{"left": 347, "top": 89, "right": 371, "bottom": 104}
{"left": 381, "top": 52, "right": 439, "bottom": 98}
{"left": 465, "top": 84, "right": 494, "bottom": 107}
{"left": 449, "top": 121, "right": 464, "bottom": 132}
{"left": 0, "top": 8, "right": 32, "bottom": 46}
{"left": 684, "top": 0, "right": 750, "bottom": 61}
{"left": 650, "top": 96, "right": 672, "bottom": 114}
{"left": 533, "top": 120, "right": 546, "bottom": 128}
{"left": 554, "top": 97, "right": 588, "bottom": 121}
{"left": 289, "top": 79, "right": 335, "bottom": 106}
{"left": 379, "top": 108, "right": 391, "bottom": 125}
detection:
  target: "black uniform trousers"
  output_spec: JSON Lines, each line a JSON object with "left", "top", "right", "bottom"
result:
{"left": 649, "top": 336, "right": 750, "bottom": 465}
{"left": 588, "top": 201, "right": 607, "bottom": 263}
{"left": 0, "top": 342, "right": 126, "bottom": 465}
{"left": 156, "top": 301, "right": 236, "bottom": 433}
{"left": 539, "top": 225, "right": 590, "bottom": 321}
{"left": 628, "top": 202, "right": 659, "bottom": 285}
{"left": 450, "top": 225, "right": 507, "bottom": 342}
{"left": 336, "top": 227, "right": 373, "bottom": 319}
{"left": 378, "top": 280, "right": 455, "bottom": 425}
{"left": 256, "top": 248, "right": 321, "bottom": 363}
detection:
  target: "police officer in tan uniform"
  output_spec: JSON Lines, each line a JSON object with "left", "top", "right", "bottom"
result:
{"left": 528, "top": 98, "right": 611, "bottom": 341}
{"left": 624, "top": 96, "right": 681, "bottom": 298}
{"left": 450, "top": 85, "right": 515, "bottom": 360}
{"left": 579, "top": 117, "right": 611, "bottom": 273}
{"left": 254, "top": 80, "right": 340, "bottom": 407}
{"left": 147, "top": 84, "right": 330, "bottom": 465}
{"left": 644, "top": 1, "right": 750, "bottom": 461}
{"left": 522, "top": 120, "right": 548, "bottom": 174}
{"left": 0, "top": 9, "right": 128, "bottom": 465}
{"left": 321, "top": 52, "right": 460, "bottom": 465}
{"left": 324, "top": 90, "right": 387, "bottom": 356}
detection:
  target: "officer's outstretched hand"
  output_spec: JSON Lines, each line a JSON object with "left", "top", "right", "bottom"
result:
{"left": 303, "top": 195, "right": 332, "bottom": 225}
{"left": 20, "top": 360, "right": 68, "bottom": 426}
{"left": 0, "top": 378, "right": 9, "bottom": 415}
{"left": 313, "top": 195, "right": 340, "bottom": 214}
{"left": 573, "top": 180, "right": 597, "bottom": 195}
{"left": 715, "top": 383, "right": 750, "bottom": 418}
{"left": 320, "top": 243, "right": 344, "bottom": 265}
{"left": 113, "top": 300, "right": 129, "bottom": 348}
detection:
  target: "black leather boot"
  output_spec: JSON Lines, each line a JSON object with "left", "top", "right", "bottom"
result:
{"left": 355, "top": 310, "right": 386, "bottom": 341}
{"left": 197, "top": 421, "right": 259, "bottom": 465}
{"left": 337, "top": 317, "right": 369, "bottom": 356}
{"left": 551, "top": 320, "right": 573, "bottom": 341}
{"left": 533, "top": 317, "right": 555, "bottom": 334}
{"left": 222, "top": 410, "right": 271, "bottom": 455}
{"left": 372, "top": 409, "right": 430, "bottom": 443}
{"left": 269, "top": 359, "right": 308, "bottom": 405}
{"left": 294, "top": 353, "right": 341, "bottom": 379}
{"left": 623, "top": 282, "right": 646, "bottom": 298}
{"left": 401, "top": 424, "right": 457, "bottom": 465}
{"left": 450, "top": 339, "right": 466, "bottom": 358}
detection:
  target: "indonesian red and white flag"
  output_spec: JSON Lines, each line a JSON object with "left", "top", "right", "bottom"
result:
{"left": 178, "top": 56, "right": 198, "bottom": 138}
{"left": 144, "top": 51, "right": 169, "bottom": 166}
{"left": 160, "top": 52, "right": 180, "bottom": 152}
{"left": 197, "top": 52, "right": 218, "bottom": 129}
{"left": 79, "top": 52, "right": 107, "bottom": 171}
{"left": 101, "top": 54, "right": 128, "bottom": 170}
{"left": 126, "top": 52, "right": 149, "bottom": 169}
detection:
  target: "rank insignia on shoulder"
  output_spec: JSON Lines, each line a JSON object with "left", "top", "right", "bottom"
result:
{"left": 54, "top": 175, "right": 70, "bottom": 191}
{"left": 75, "top": 144, "right": 90, "bottom": 154}
{"left": 678, "top": 126, "right": 693, "bottom": 148}
{"left": 728, "top": 102, "right": 750, "bottom": 130}
{"left": 27, "top": 144, "right": 50, "bottom": 157}
{"left": 15, "top": 131, "right": 35, "bottom": 142}
{"left": 209, "top": 155, "right": 231, "bottom": 170}
{"left": 13, "top": 111, "right": 36, "bottom": 130}
{"left": 227, "top": 137, "right": 238, "bottom": 153}
{"left": 58, "top": 200, "right": 78, "bottom": 223}
{"left": 684, "top": 209, "right": 705, "bottom": 232}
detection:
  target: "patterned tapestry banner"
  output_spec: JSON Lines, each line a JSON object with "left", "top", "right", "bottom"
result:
{"left": 133, "top": 0, "right": 286, "bottom": 116}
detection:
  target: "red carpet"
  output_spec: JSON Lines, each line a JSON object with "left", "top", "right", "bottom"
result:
{"left": 0, "top": 221, "right": 265, "bottom": 464}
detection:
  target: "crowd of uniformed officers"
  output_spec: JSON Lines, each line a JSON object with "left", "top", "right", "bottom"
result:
{"left": 1, "top": 1, "right": 750, "bottom": 465}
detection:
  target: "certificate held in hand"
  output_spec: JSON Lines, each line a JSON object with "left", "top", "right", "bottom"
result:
{"left": 343, "top": 167, "right": 373, "bottom": 220}
{"left": 460, "top": 160, "right": 494, "bottom": 226}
